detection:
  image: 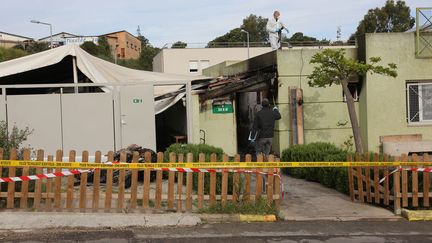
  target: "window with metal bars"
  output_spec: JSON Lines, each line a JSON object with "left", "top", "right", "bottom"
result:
{"left": 407, "top": 82, "right": 432, "bottom": 124}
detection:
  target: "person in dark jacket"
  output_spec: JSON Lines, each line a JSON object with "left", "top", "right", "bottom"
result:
{"left": 251, "top": 98, "right": 281, "bottom": 155}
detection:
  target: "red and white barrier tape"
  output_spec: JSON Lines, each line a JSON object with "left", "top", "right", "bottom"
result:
{"left": 379, "top": 167, "right": 432, "bottom": 183}
{"left": 0, "top": 169, "right": 91, "bottom": 183}
{"left": 0, "top": 168, "right": 280, "bottom": 183}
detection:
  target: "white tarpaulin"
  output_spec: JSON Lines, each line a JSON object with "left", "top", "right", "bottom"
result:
{"left": 0, "top": 45, "right": 208, "bottom": 113}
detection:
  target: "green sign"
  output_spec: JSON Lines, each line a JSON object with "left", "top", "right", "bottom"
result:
{"left": 133, "top": 98, "right": 143, "bottom": 104}
{"left": 212, "top": 104, "right": 233, "bottom": 114}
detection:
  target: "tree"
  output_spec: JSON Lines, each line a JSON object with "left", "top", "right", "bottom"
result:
{"left": 307, "top": 49, "right": 397, "bottom": 153}
{"left": 356, "top": 0, "right": 415, "bottom": 35}
{"left": 171, "top": 41, "right": 187, "bottom": 48}
{"left": 97, "top": 36, "right": 114, "bottom": 61}
{"left": 208, "top": 14, "right": 268, "bottom": 47}
{"left": 80, "top": 41, "right": 99, "bottom": 56}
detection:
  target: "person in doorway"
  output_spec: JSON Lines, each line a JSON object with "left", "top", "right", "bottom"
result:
{"left": 251, "top": 98, "right": 281, "bottom": 156}
{"left": 266, "top": 10, "right": 288, "bottom": 50}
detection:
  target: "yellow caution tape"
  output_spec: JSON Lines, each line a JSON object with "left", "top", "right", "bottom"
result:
{"left": 0, "top": 160, "right": 431, "bottom": 169}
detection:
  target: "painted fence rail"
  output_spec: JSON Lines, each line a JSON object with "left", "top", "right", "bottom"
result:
{"left": 349, "top": 153, "right": 431, "bottom": 214}
{"left": 0, "top": 148, "right": 281, "bottom": 212}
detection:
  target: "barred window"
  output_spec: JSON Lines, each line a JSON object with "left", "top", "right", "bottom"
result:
{"left": 407, "top": 82, "right": 432, "bottom": 124}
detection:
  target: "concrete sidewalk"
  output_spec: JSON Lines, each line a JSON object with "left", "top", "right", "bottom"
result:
{"left": 279, "top": 174, "right": 401, "bottom": 221}
{"left": 0, "top": 212, "right": 201, "bottom": 230}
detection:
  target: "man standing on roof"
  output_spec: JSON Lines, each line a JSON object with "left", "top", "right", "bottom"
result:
{"left": 266, "top": 10, "right": 288, "bottom": 50}
{"left": 250, "top": 98, "right": 281, "bottom": 156}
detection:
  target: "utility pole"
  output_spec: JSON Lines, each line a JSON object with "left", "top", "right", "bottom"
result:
{"left": 31, "top": 20, "right": 53, "bottom": 48}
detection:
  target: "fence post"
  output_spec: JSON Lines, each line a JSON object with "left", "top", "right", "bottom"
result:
{"left": 168, "top": 153, "right": 176, "bottom": 210}
{"left": 177, "top": 154, "right": 184, "bottom": 212}
{"left": 255, "top": 154, "right": 263, "bottom": 200}
{"left": 79, "top": 151, "right": 89, "bottom": 211}
{"left": 401, "top": 154, "right": 408, "bottom": 207}
{"left": 54, "top": 150, "right": 63, "bottom": 210}
{"left": 142, "top": 152, "right": 151, "bottom": 211}
{"left": 197, "top": 153, "right": 205, "bottom": 209}
{"left": 355, "top": 153, "right": 364, "bottom": 202}
{"left": 412, "top": 154, "right": 419, "bottom": 207}
{"left": 364, "top": 152, "right": 372, "bottom": 203}
{"left": 186, "top": 153, "right": 193, "bottom": 211}
{"left": 373, "top": 153, "right": 380, "bottom": 204}
{"left": 92, "top": 151, "right": 102, "bottom": 211}
{"left": 221, "top": 154, "right": 229, "bottom": 205}
{"left": 155, "top": 152, "right": 163, "bottom": 210}
{"left": 423, "top": 153, "right": 430, "bottom": 207}
{"left": 267, "top": 155, "right": 274, "bottom": 205}
{"left": 104, "top": 151, "right": 114, "bottom": 212}
{"left": 66, "top": 150, "right": 76, "bottom": 210}
{"left": 209, "top": 153, "right": 217, "bottom": 206}
{"left": 130, "top": 151, "right": 139, "bottom": 210}
{"left": 244, "top": 154, "right": 252, "bottom": 202}
{"left": 33, "top": 150, "right": 44, "bottom": 210}
{"left": 45, "top": 155, "right": 54, "bottom": 211}
{"left": 383, "top": 154, "right": 390, "bottom": 206}
{"left": 19, "top": 149, "right": 31, "bottom": 209}
{"left": 393, "top": 169, "right": 401, "bottom": 215}
{"left": 274, "top": 157, "right": 281, "bottom": 209}
{"left": 232, "top": 154, "right": 241, "bottom": 204}
{"left": 6, "top": 148, "right": 17, "bottom": 209}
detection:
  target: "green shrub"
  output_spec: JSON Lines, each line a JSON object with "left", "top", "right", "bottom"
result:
{"left": 281, "top": 142, "right": 350, "bottom": 194}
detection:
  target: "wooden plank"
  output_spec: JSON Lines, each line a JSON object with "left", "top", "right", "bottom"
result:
{"left": 401, "top": 154, "right": 408, "bottom": 207}
{"left": 244, "top": 154, "right": 252, "bottom": 202}
{"left": 393, "top": 169, "right": 401, "bottom": 214}
{"left": 7, "top": 148, "right": 17, "bottom": 209}
{"left": 168, "top": 153, "right": 176, "bottom": 210}
{"left": 221, "top": 154, "right": 229, "bottom": 205}
{"left": 355, "top": 153, "right": 364, "bottom": 202}
{"left": 296, "top": 88, "right": 304, "bottom": 144}
{"left": 423, "top": 154, "right": 430, "bottom": 207}
{"left": 177, "top": 154, "right": 184, "bottom": 212}
{"left": 92, "top": 151, "right": 102, "bottom": 211}
{"left": 267, "top": 155, "right": 274, "bottom": 204}
{"left": 104, "top": 151, "right": 114, "bottom": 212}
{"left": 155, "top": 152, "right": 163, "bottom": 210}
{"left": 54, "top": 150, "right": 63, "bottom": 210}
{"left": 197, "top": 153, "right": 205, "bottom": 209}
{"left": 45, "top": 155, "right": 54, "bottom": 211}
{"left": 232, "top": 154, "right": 241, "bottom": 204}
{"left": 412, "top": 154, "right": 419, "bottom": 207}
{"left": 209, "top": 153, "right": 217, "bottom": 206}
{"left": 383, "top": 154, "right": 390, "bottom": 206}
{"left": 347, "top": 154, "right": 354, "bottom": 201}
{"left": 130, "top": 152, "right": 139, "bottom": 210}
{"left": 117, "top": 152, "right": 126, "bottom": 211}
{"left": 364, "top": 153, "right": 372, "bottom": 203}
{"left": 186, "top": 153, "right": 193, "bottom": 211}
{"left": 142, "top": 152, "right": 151, "bottom": 210}
{"left": 19, "top": 149, "right": 31, "bottom": 209}
{"left": 66, "top": 150, "right": 76, "bottom": 210}
{"left": 274, "top": 158, "right": 281, "bottom": 209}
{"left": 255, "top": 154, "right": 263, "bottom": 200}
{"left": 79, "top": 151, "right": 89, "bottom": 211}
{"left": 33, "top": 150, "right": 44, "bottom": 210}
{"left": 373, "top": 153, "right": 380, "bottom": 204}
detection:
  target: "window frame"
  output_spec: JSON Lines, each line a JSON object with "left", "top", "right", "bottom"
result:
{"left": 407, "top": 81, "right": 432, "bottom": 125}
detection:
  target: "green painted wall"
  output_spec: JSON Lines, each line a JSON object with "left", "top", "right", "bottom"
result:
{"left": 274, "top": 48, "right": 359, "bottom": 154}
{"left": 363, "top": 33, "right": 432, "bottom": 152}
{"left": 192, "top": 94, "right": 238, "bottom": 155}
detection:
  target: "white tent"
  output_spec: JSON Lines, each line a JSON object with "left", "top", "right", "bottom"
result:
{"left": 0, "top": 44, "right": 209, "bottom": 113}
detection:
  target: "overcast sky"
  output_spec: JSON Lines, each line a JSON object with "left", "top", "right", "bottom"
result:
{"left": 0, "top": 0, "right": 428, "bottom": 47}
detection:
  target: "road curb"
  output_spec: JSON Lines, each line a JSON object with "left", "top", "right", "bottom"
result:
{"left": 401, "top": 209, "right": 432, "bottom": 221}
{"left": 199, "top": 214, "right": 277, "bottom": 223}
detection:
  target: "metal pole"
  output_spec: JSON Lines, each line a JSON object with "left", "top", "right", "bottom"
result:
{"left": 246, "top": 31, "right": 250, "bottom": 59}
{"left": 186, "top": 81, "right": 194, "bottom": 144}
{"left": 72, "top": 57, "right": 78, "bottom": 93}
{"left": 49, "top": 24, "right": 53, "bottom": 49}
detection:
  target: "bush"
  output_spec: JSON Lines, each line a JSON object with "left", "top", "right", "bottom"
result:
{"left": 281, "top": 142, "right": 350, "bottom": 194}
{"left": 164, "top": 143, "right": 231, "bottom": 194}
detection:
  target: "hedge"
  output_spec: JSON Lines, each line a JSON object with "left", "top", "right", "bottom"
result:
{"left": 281, "top": 142, "right": 350, "bottom": 194}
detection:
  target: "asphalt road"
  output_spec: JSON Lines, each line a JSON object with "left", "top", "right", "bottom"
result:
{"left": 2, "top": 220, "right": 432, "bottom": 243}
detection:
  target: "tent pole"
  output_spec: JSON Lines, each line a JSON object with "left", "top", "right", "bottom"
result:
{"left": 72, "top": 57, "right": 78, "bottom": 93}
{"left": 186, "top": 81, "right": 194, "bottom": 144}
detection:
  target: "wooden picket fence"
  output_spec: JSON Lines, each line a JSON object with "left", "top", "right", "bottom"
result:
{"left": 348, "top": 153, "right": 431, "bottom": 214}
{"left": 0, "top": 148, "right": 281, "bottom": 213}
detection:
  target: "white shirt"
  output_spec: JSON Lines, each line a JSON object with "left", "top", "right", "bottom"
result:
{"left": 266, "top": 17, "right": 285, "bottom": 37}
